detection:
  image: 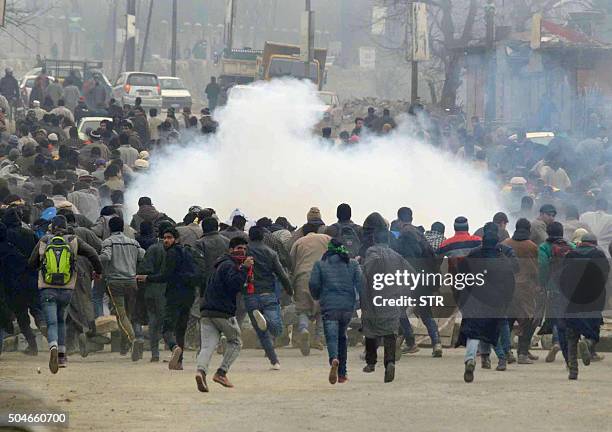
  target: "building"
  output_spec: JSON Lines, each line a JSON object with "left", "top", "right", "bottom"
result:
{"left": 461, "top": 10, "right": 612, "bottom": 136}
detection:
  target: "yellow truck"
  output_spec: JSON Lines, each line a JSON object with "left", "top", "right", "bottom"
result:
{"left": 259, "top": 42, "right": 327, "bottom": 90}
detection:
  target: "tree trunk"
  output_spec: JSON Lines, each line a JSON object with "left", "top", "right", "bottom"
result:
{"left": 428, "top": 79, "right": 438, "bottom": 105}
{"left": 440, "top": 52, "right": 462, "bottom": 109}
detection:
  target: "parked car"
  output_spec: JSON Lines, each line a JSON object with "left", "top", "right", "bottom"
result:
{"left": 19, "top": 75, "right": 56, "bottom": 106}
{"left": 159, "top": 76, "right": 192, "bottom": 110}
{"left": 77, "top": 116, "right": 112, "bottom": 141}
{"left": 508, "top": 131, "right": 555, "bottom": 146}
{"left": 112, "top": 72, "right": 162, "bottom": 110}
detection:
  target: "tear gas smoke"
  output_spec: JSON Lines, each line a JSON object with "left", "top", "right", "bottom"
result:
{"left": 125, "top": 79, "right": 502, "bottom": 230}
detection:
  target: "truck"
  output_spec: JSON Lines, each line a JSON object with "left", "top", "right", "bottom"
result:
{"left": 259, "top": 42, "right": 327, "bottom": 90}
{"left": 218, "top": 42, "right": 328, "bottom": 104}
{"left": 218, "top": 48, "right": 262, "bottom": 89}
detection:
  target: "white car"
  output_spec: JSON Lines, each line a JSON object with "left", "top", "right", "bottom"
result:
{"left": 113, "top": 72, "right": 162, "bottom": 110}
{"left": 317, "top": 91, "right": 342, "bottom": 128}
{"left": 508, "top": 131, "right": 555, "bottom": 146}
{"left": 159, "top": 76, "right": 192, "bottom": 110}
{"left": 77, "top": 116, "right": 112, "bottom": 141}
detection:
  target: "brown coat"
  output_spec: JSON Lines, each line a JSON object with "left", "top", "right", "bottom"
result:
{"left": 290, "top": 233, "right": 330, "bottom": 314}
{"left": 529, "top": 218, "right": 547, "bottom": 247}
{"left": 501, "top": 237, "right": 540, "bottom": 318}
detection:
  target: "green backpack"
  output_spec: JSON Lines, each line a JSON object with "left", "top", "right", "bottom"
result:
{"left": 42, "top": 236, "right": 75, "bottom": 286}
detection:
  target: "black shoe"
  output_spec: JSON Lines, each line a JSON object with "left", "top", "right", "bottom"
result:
{"left": 362, "top": 364, "right": 375, "bottom": 373}
{"left": 49, "top": 347, "right": 59, "bottom": 374}
{"left": 384, "top": 362, "right": 395, "bottom": 383}
{"left": 131, "top": 340, "right": 144, "bottom": 362}
{"left": 299, "top": 330, "right": 311, "bottom": 357}
{"left": 578, "top": 340, "right": 591, "bottom": 366}
{"left": 568, "top": 370, "right": 578, "bottom": 380}
{"left": 464, "top": 359, "right": 475, "bottom": 383}
{"left": 23, "top": 345, "right": 38, "bottom": 356}
{"left": 150, "top": 356, "right": 160, "bottom": 362}
{"left": 481, "top": 354, "right": 491, "bottom": 369}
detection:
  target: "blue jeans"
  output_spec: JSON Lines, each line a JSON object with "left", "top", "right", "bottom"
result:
{"left": 40, "top": 288, "right": 73, "bottom": 352}
{"left": 92, "top": 280, "right": 105, "bottom": 318}
{"left": 465, "top": 338, "right": 480, "bottom": 362}
{"left": 297, "top": 312, "right": 323, "bottom": 337}
{"left": 323, "top": 311, "right": 352, "bottom": 377}
{"left": 244, "top": 293, "right": 283, "bottom": 365}
{"left": 479, "top": 319, "right": 511, "bottom": 360}
{"left": 552, "top": 323, "right": 560, "bottom": 345}
{"left": 400, "top": 308, "right": 440, "bottom": 345}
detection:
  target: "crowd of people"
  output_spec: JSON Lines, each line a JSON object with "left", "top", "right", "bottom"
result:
{"left": 0, "top": 63, "right": 611, "bottom": 393}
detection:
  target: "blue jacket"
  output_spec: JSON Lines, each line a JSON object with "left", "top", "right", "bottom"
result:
{"left": 309, "top": 254, "right": 362, "bottom": 313}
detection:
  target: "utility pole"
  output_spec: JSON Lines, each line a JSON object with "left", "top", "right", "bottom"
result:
{"left": 484, "top": 0, "right": 496, "bottom": 128}
{"left": 409, "top": 2, "right": 429, "bottom": 105}
{"left": 301, "top": 0, "right": 314, "bottom": 81}
{"left": 411, "top": 59, "right": 418, "bottom": 105}
{"left": 224, "top": 0, "right": 237, "bottom": 51}
{"left": 111, "top": 0, "right": 117, "bottom": 77}
{"left": 140, "top": 0, "right": 154, "bottom": 71}
{"left": 126, "top": 0, "right": 136, "bottom": 71}
{"left": 171, "top": 0, "right": 177, "bottom": 76}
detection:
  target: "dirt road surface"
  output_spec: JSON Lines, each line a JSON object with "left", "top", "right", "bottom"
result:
{"left": 1, "top": 347, "right": 611, "bottom": 432}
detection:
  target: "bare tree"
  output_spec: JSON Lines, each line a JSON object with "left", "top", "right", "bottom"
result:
{"left": 506, "top": 0, "right": 594, "bottom": 31}
{"left": 376, "top": 0, "right": 481, "bottom": 109}
{"left": 1, "top": 0, "right": 55, "bottom": 50}
{"left": 374, "top": 0, "right": 594, "bottom": 109}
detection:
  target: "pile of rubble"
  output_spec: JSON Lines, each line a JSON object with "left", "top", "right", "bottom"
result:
{"left": 341, "top": 97, "right": 410, "bottom": 118}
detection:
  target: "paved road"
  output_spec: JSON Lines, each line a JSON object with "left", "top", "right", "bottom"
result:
{"left": 1, "top": 347, "right": 611, "bottom": 432}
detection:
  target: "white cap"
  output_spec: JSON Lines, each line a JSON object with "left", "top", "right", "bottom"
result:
{"left": 134, "top": 159, "right": 149, "bottom": 170}
{"left": 48, "top": 133, "right": 59, "bottom": 142}
{"left": 510, "top": 177, "right": 527, "bottom": 186}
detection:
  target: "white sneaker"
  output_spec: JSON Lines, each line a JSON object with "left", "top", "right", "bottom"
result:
{"left": 253, "top": 310, "right": 268, "bottom": 331}
{"left": 270, "top": 363, "right": 281, "bottom": 371}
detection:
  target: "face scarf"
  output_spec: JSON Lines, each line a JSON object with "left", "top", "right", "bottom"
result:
{"left": 231, "top": 251, "right": 255, "bottom": 294}
{"left": 322, "top": 240, "right": 350, "bottom": 264}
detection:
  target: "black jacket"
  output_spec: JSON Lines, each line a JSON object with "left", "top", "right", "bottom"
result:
{"left": 0, "top": 75, "right": 19, "bottom": 100}
{"left": 560, "top": 245, "right": 610, "bottom": 316}
{"left": 2, "top": 212, "right": 38, "bottom": 291}
{"left": 136, "top": 232, "right": 157, "bottom": 251}
{"left": 2, "top": 211, "right": 37, "bottom": 258}
{"left": 247, "top": 240, "right": 292, "bottom": 296}
{"left": 200, "top": 254, "right": 247, "bottom": 318}
{"left": 147, "top": 243, "right": 192, "bottom": 299}
{"left": 195, "top": 232, "right": 229, "bottom": 287}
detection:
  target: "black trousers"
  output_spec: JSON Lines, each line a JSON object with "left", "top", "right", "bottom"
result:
{"left": 162, "top": 293, "right": 193, "bottom": 360}
{"left": 8, "top": 287, "right": 44, "bottom": 347}
{"left": 365, "top": 335, "right": 396, "bottom": 367}
{"left": 146, "top": 295, "right": 166, "bottom": 358}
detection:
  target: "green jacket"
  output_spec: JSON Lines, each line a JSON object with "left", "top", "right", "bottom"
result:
{"left": 538, "top": 240, "right": 575, "bottom": 293}
{"left": 138, "top": 240, "right": 166, "bottom": 299}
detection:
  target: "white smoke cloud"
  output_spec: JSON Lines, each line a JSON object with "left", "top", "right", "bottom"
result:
{"left": 125, "top": 79, "right": 502, "bottom": 231}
